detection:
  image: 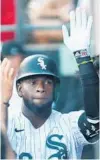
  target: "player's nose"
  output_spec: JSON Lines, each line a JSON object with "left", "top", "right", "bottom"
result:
{"left": 36, "top": 81, "right": 45, "bottom": 93}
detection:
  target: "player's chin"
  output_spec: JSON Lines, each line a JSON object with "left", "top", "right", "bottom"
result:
{"left": 33, "top": 98, "right": 51, "bottom": 107}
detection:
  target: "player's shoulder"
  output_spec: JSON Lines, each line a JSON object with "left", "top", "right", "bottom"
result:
{"left": 51, "top": 110, "right": 84, "bottom": 136}
{"left": 52, "top": 109, "right": 84, "bottom": 119}
{"left": 8, "top": 110, "right": 24, "bottom": 125}
{"left": 62, "top": 110, "right": 84, "bottom": 121}
{"left": 52, "top": 109, "right": 84, "bottom": 126}
{"left": 51, "top": 109, "right": 63, "bottom": 120}
{"left": 8, "top": 111, "right": 26, "bottom": 134}
{"left": 66, "top": 110, "right": 84, "bottom": 118}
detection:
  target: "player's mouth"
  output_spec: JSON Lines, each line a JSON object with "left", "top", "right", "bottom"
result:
{"left": 33, "top": 96, "right": 48, "bottom": 99}
{"left": 32, "top": 97, "right": 50, "bottom": 105}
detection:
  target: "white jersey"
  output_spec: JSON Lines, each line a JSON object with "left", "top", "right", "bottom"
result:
{"left": 7, "top": 110, "right": 89, "bottom": 159}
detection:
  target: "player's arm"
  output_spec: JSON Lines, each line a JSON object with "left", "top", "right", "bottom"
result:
{"left": 75, "top": 51, "right": 99, "bottom": 143}
{"left": 0, "top": 58, "right": 16, "bottom": 158}
{"left": 1, "top": 58, "right": 15, "bottom": 128}
{"left": 62, "top": 8, "right": 99, "bottom": 143}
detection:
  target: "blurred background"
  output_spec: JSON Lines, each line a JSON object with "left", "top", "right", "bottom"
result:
{"left": 1, "top": 0, "right": 100, "bottom": 159}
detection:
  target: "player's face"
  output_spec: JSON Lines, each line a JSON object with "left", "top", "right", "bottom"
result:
{"left": 18, "top": 75, "right": 54, "bottom": 108}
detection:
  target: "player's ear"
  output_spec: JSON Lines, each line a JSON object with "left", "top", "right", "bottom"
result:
{"left": 16, "top": 82, "right": 23, "bottom": 97}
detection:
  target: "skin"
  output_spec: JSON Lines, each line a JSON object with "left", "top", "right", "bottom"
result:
{"left": 1, "top": 55, "right": 24, "bottom": 127}
{"left": 17, "top": 75, "right": 55, "bottom": 129}
{"left": 4, "top": 54, "right": 24, "bottom": 75}
{"left": 1, "top": 58, "right": 16, "bottom": 159}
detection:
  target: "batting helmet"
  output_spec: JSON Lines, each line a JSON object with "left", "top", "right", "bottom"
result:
{"left": 16, "top": 54, "right": 60, "bottom": 82}
{"left": 16, "top": 54, "right": 60, "bottom": 102}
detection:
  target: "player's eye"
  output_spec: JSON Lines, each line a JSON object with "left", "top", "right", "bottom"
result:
{"left": 31, "top": 80, "right": 37, "bottom": 85}
{"left": 45, "top": 79, "right": 53, "bottom": 85}
{"left": 26, "top": 79, "right": 37, "bottom": 85}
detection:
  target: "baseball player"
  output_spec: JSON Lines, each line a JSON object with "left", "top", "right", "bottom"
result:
{"left": 1, "top": 8, "right": 99, "bottom": 159}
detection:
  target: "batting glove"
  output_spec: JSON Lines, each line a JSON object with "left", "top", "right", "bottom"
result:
{"left": 62, "top": 8, "right": 93, "bottom": 54}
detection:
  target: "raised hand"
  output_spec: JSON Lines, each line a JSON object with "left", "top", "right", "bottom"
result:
{"left": 62, "top": 8, "right": 93, "bottom": 52}
{"left": 1, "top": 58, "right": 15, "bottom": 103}
{"left": 0, "top": 58, "right": 15, "bottom": 129}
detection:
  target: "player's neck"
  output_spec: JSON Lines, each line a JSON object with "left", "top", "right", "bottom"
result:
{"left": 22, "top": 104, "right": 52, "bottom": 129}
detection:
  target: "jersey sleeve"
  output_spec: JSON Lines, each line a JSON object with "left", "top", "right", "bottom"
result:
{"left": 67, "top": 110, "right": 99, "bottom": 146}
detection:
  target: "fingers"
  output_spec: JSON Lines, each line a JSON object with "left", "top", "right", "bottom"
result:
{"left": 1, "top": 58, "right": 15, "bottom": 81}
{"left": 86, "top": 16, "right": 93, "bottom": 44}
{"left": 3, "top": 60, "right": 12, "bottom": 79}
{"left": 69, "top": 7, "right": 92, "bottom": 30}
{"left": 82, "top": 9, "right": 87, "bottom": 29}
{"left": 8, "top": 68, "right": 15, "bottom": 80}
{"left": 62, "top": 25, "right": 69, "bottom": 44}
{"left": 87, "top": 16, "right": 93, "bottom": 34}
{"left": 70, "top": 10, "right": 75, "bottom": 36}
{"left": 76, "top": 8, "right": 81, "bottom": 28}
{"left": 1, "top": 58, "right": 8, "bottom": 72}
